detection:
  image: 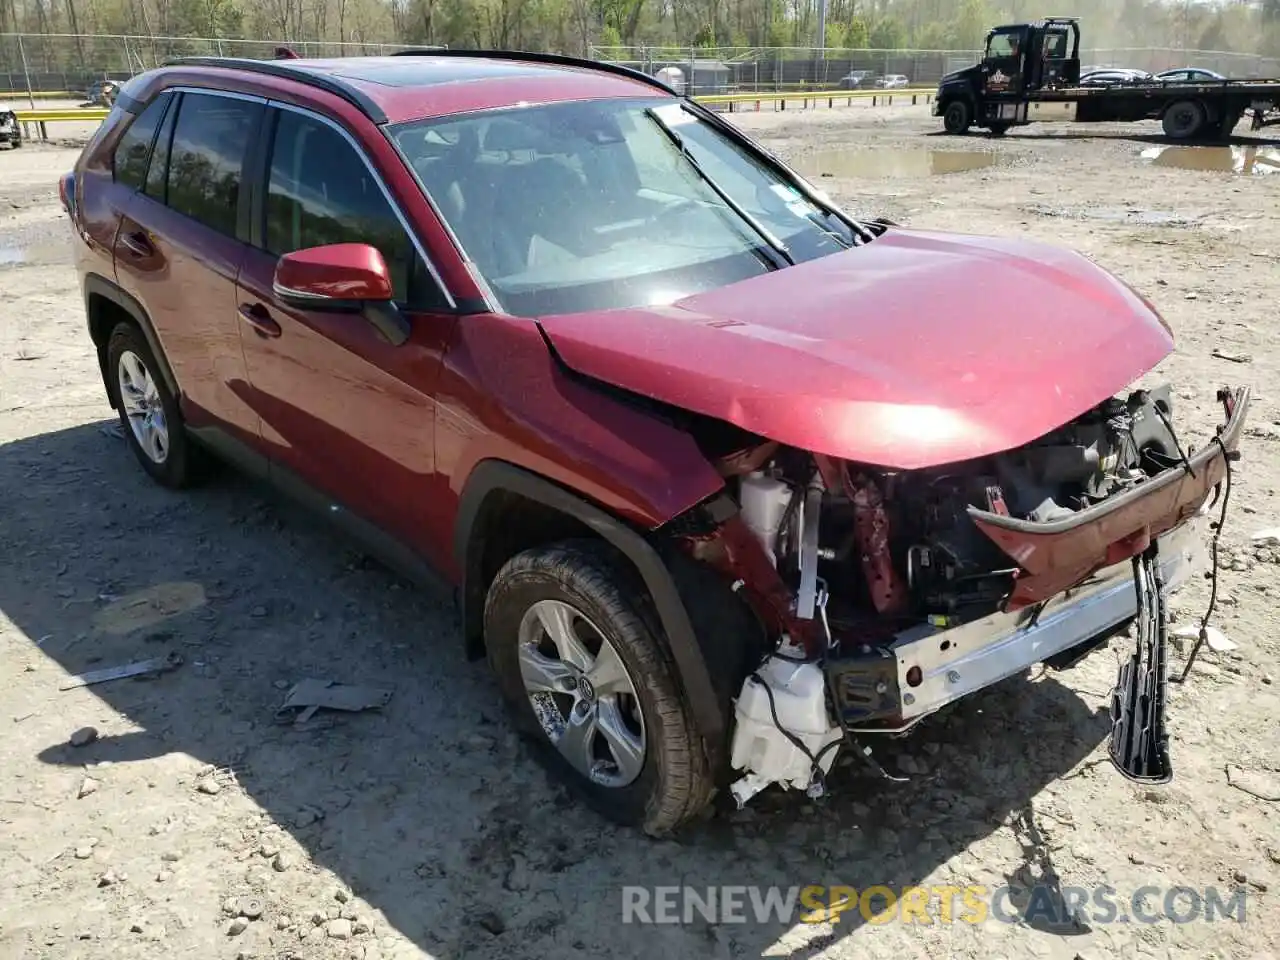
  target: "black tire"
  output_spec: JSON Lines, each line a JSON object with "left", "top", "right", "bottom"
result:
{"left": 484, "top": 540, "right": 713, "bottom": 836}
{"left": 987, "top": 123, "right": 1009, "bottom": 137}
{"left": 1162, "top": 100, "right": 1205, "bottom": 139}
{"left": 943, "top": 99, "right": 972, "bottom": 135}
{"left": 105, "top": 321, "right": 210, "bottom": 489}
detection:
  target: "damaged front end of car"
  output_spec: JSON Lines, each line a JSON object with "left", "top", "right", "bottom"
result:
{"left": 663, "top": 384, "right": 1250, "bottom": 807}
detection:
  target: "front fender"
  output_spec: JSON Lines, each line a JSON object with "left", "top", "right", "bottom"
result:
{"left": 439, "top": 313, "right": 725, "bottom": 530}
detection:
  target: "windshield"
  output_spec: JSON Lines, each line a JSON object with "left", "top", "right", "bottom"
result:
{"left": 390, "top": 97, "right": 858, "bottom": 317}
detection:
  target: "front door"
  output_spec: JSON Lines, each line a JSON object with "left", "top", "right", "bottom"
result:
{"left": 982, "top": 27, "right": 1026, "bottom": 97}
{"left": 113, "top": 89, "right": 266, "bottom": 447}
{"left": 234, "top": 104, "right": 458, "bottom": 565}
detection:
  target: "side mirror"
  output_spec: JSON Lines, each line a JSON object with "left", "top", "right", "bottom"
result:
{"left": 272, "top": 243, "right": 409, "bottom": 346}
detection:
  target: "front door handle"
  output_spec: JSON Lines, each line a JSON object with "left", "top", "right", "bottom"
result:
{"left": 238, "top": 303, "right": 282, "bottom": 338}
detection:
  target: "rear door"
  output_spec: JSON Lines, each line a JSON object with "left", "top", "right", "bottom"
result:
{"left": 234, "top": 103, "right": 459, "bottom": 562}
{"left": 113, "top": 88, "right": 265, "bottom": 447}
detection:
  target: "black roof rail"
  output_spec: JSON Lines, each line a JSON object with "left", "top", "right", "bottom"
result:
{"left": 164, "top": 56, "right": 388, "bottom": 123}
{"left": 388, "top": 48, "right": 680, "bottom": 97}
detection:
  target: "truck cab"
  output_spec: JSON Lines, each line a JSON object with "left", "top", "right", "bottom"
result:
{"left": 936, "top": 17, "right": 1081, "bottom": 134}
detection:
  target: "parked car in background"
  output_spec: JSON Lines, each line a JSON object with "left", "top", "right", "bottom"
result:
{"left": 837, "top": 69, "right": 877, "bottom": 89}
{"left": 0, "top": 108, "right": 21, "bottom": 149}
{"left": 84, "top": 79, "right": 120, "bottom": 107}
{"left": 876, "top": 74, "right": 909, "bottom": 88}
{"left": 1079, "top": 68, "right": 1153, "bottom": 86}
{"left": 61, "top": 49, "right": 1249, "bottom": 835}
{"left": 1155, "top": 67, "right": 1227, "bottom": 83}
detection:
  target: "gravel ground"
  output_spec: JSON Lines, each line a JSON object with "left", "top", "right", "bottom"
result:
{"left": 1, "top": 101, "right": 1279, "bottom": 960}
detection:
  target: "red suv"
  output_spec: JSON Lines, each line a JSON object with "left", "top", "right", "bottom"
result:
{"left": 63, "top": 51, "right": 1249, "bottom": 835}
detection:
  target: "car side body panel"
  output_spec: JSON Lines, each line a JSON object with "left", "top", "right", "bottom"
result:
{"left": 436, "top": 312, "right": 726, "bottom": 535}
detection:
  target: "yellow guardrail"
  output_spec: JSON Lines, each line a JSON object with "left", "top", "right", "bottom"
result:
{"left": 17, "top": 108, "right": 110, "bottom": 122}
{"left": 699, "top": 87, "right": 934, "bottom": 113}
{"left": 0, "top": 90, "right": 80, "bottom": 99}
{"left": 13, "top": 106, "right": 110, "bottom": 141}
{"left": 699, "top": 86, "right": 934, "bottom": 103}
{"left": 9, "top": 86, "right": 936, "bottom": 139}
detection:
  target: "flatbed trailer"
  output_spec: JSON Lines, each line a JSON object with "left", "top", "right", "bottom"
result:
{"left": 934, "top": 18, "right": 1280, "bottom": 140}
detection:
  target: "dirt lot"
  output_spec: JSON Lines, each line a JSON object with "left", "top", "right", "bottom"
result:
{"left": 2, "top": 101, "right": 1279, "bottom": 960}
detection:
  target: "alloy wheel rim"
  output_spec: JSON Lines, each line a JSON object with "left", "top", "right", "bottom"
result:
{"left": 517, "top": 599, "right": 646, "bottom": 788}
{"left": 117, "top": 350, "right": 169, "bottom": 464}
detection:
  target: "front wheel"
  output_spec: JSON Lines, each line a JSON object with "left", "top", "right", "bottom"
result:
{"left": 943, "top": 100, "right": 972, "bottom": 135}
{"left": 484, "top": 541, "right": 713, "bottom": 835}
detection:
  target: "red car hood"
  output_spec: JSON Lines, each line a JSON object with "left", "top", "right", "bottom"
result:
{"left": 536, "top": 228, "right": 1174, "bottom": 469}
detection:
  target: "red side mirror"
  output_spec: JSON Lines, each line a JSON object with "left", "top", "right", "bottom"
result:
{"left": 273, "top": 243, "right": 394, "bottom": 309}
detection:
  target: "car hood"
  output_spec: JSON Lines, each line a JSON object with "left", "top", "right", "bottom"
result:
{"left": 535, "top": 227, "right": 1174, "bottom": 470}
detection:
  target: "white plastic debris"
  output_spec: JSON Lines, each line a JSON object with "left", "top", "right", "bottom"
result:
{"left": 1172, "top": 624, "right": 1236, "bottom": 653}
{"left": 728, "top": 642, "right": 843, "bottom": 808}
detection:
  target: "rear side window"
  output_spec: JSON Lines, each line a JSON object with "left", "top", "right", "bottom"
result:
{"left": 165, "top": 92, "right": 261, "bottom": 237}
{"left": 264, "top": 109, "right": 446, "bottom": 310}
{"left": 112, "top": 92, "right": 172, "bottom": 190}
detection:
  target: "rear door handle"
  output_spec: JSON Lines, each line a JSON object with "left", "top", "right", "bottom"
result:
{"left": 120, "top": 230, "right": 154, "bottom": 258}
{"left": 238, "top": 303, "right": 282, "bottom": 338}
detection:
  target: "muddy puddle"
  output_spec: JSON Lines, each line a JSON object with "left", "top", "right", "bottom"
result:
{"left": 794, "top": 148, "right": 1004, "bottom": 179}
{"left": 0, "top": 239, "right": 71, "bottom": 267}
{"left": 1141, "top": 144, "right": 1280, "bottom": 175}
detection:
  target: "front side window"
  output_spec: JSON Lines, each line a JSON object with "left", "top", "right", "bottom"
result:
{"left": 391, "top": 97, "right": 857, "bottom": 317}
{"left": 263, "top": 109, "right": 444, "bottom": 309}
{"left": 165, "top": 92, "right": 261, "bottom": 237}
{"left": 987, "top": 31, "right": 1021, "bottom": 59}
{"left": 112, "top": 92, "right": 172, "bottom": 191}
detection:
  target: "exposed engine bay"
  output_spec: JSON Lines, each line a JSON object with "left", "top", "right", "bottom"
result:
{"left": 737, "top": 385, "right": 1182, "bottom": 626}
{"left": 714, "top": 383, "right": 1245, "bottom": 808}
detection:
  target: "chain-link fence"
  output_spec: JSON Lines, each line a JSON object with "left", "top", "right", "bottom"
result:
{"left": 0, "top": 33, "right": 437, "bottom": 96}
{"left": 590, "top": 45, "right": 1280, "bottom": 93}
{"left": 5, "top": 33, "right": 1280, "bottom": 98}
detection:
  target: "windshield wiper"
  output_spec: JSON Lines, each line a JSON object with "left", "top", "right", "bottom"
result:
{"left": 679, "top": 101, "right": 878, "bottom": 245}
{"left": 644, "top": 107, "right": 794, "bottom": 269}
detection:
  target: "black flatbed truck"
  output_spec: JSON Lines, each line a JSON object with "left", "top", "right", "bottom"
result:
{"left": 934, "top": 18, "right": 1280, "bottom": 140}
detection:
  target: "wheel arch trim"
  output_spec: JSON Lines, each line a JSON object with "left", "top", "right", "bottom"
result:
{"left": 84, "top": 273, "right": 180, "bottom": 401}
{"left": 454, "top": 459, "right": 726, "bottom": 753}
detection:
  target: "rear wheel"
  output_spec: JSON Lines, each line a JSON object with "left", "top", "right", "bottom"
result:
{"left": 106, "top": 322, "right": 210, "bottom": 489}
{"left": 943, "top": 100, "right": 972, "bottom": 135}
{"left": 1162, "top": 100, "right": 1205, "bottom": 139}
{"left": 484, "top": 540, "right": 713, "bottom": 835}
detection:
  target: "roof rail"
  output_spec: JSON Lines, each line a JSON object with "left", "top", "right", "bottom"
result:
{"left": 165, "top": 56, "right": 388, "bottom": 123}
{"left": 388, "top": 48, "right": 680, "bottom": 97}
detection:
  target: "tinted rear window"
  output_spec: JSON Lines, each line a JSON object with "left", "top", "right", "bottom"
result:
{"left": 165, "top": 92, "right": 261, "bottom": 237}
{"left": 112, "top": 92, "right": 172, "bottom": 191}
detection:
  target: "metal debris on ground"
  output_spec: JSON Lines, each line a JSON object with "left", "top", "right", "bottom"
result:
{"left": 1173, "top": 624, "right": 1236, "bottom": 653}
{"left": 1253, "top": 527, "right": 1280, "bottom": 547}
{"left": 58, "top": 651, "right": 183, "bottom": 690}
{"left": 273, "top": 678, "right": 394, "bottom": 725}
{"left": 1225, "top": 764, "right": 1280, "bottom": 801}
